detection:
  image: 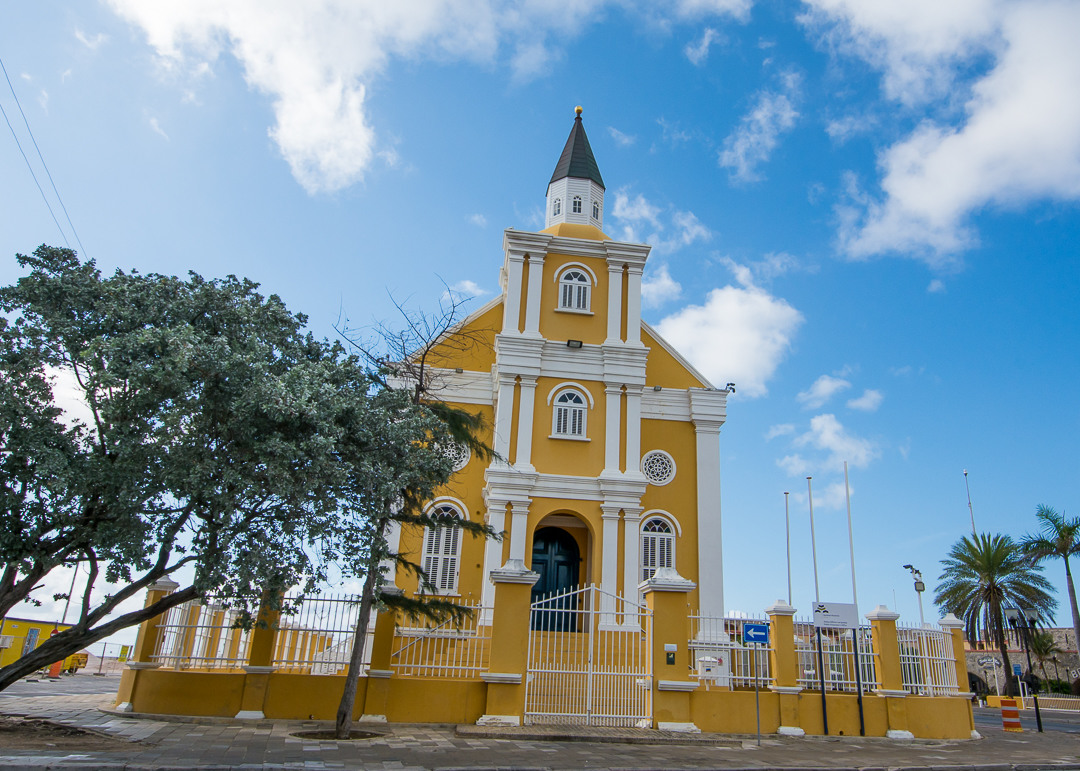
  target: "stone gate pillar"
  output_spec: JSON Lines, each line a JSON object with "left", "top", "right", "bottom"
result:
{"left": 477, "top": 561, "right": 539, "bottom": 726}
{"left": 766, "top": 600, "right": 804, "bottom": 736}
{"left": 642, "top": 567, "right": 698, "bottom": 732}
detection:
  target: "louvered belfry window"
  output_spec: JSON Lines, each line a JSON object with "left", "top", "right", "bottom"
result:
{"left": 422, "top": 504, "right": 462, "bottom": 592}
{"left": 641, "top": 517, "right": 675, "bottom": 582}
{"left": 558, "top": 269, "right": 590, "bottom": 311}
{"left": 553, "top": 389, "right": 587, "bottom": 438}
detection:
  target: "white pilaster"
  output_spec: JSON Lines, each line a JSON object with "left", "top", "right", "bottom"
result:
{"left": 622, "top": 506, "right": 644, "bottom": 619}
{"left": 507, "top": 500, "right": 531, "bottom": 564}
{"left": 602, "top": 384, "right": 622, "bottom": 476}
{"left": 479, "top": 500, "right": 507, "bottom": 621}
{"left": 625, "top": 386, "right": 643, "bottom": 474}
{"left": 625, "top": 266, "right": 643, "bottom": 345}
{"left": 605, "top": 263, "right": 623, "bottom": 344}
{"left": 599, "top": 504, "right": 621, "bottom": 626}
{"left": 378, "top": 520, "right": 403, "bottom": 588}
{"left": 502, "top": 253, "right": 525, "bottom": 334}
{"left": 692, "top": 419, "right": 724, "bottom": 619}
{"left": 514, "top": 376, "right": 537, "bottom": 471}
{"left": 523, "top": 254, "right": 545, "bottom": 336}
{"left": 492, "top": 374, "right": 517, "bottom": 462}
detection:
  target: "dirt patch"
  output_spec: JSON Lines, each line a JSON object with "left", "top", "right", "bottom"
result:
{"left": 291, "top": 728, "right": 383, "bottom": 741}
{"left": 0, "top": 714, "right": 135, "bottom": 751}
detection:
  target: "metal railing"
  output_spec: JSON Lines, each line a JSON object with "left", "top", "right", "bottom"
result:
{"left": 151, "top": 598, "right": 253, "bottom": 670}
{"left": 391, "top": 598, "right": 490, "bottom": 678}
{"left": 795, "top": 619, "right": 879, "bottom": 693}
{"left": 688, "top": 613, "right": 773, "bottom": 689}
{"left": 897, "top": 624, "right": 958, "bottom": 696}
{"left": 272, "top": 593, "right": 370, "bottom": 675}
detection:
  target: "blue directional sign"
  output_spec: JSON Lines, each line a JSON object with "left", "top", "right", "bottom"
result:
{"left": 1013, "top": 664, "right": 1022, "bottom": 677}
{"left": 743, "top": 623, "right": 770, "bottom": 645}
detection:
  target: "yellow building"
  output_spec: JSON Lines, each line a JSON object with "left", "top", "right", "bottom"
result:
{"left": 0, "top": 617, "right": 82, "bottom": 671}
{"left": 113, "top": 110, "right": 976, "bottom": 740}
{"left": 389, "top": 105, "right": 728, "bottom": 631}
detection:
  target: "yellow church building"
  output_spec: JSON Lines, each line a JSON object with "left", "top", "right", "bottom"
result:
{"left": 113, "top": 110, "right": 976, "bottom": 740}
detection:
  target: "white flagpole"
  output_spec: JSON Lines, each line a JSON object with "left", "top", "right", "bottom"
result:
{"left": 844, "top": 461, "right": 859, "bottom": 611}
{"left": 784, "top": 491, "right": 792, "bottom": 606}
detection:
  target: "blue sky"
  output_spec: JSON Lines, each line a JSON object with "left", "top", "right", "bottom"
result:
{"left": 2, "top": 0, "right": 1079, "bottom": 640}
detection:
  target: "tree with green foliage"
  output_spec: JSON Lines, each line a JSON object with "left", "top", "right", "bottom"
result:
{"left": 1021, "top": 504, "right": 1080, "bottom": 669}
{"left": 935, "top": 533, "right": 1056, "bottom": 695}
{"left": 1028, "top": 630, "right": 1062, "bottom": 681}
{"left": 0, "top": 245, "right": 490, "bottom": 693}
{"left": 329, "top": 291, "right": 498, "bottom": 739}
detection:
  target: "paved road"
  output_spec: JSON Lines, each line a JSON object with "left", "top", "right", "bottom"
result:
{"left": 974, "top": 705, "right": 1080, "bottom": 734}
{"left": 0, "top": 678, "right": 1079, "bottom": 770}
{"left": 0, "top": 673, "right": 122, "bottom": 698}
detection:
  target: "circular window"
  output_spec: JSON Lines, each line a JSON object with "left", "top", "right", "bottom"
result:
{"left": 443, "top": 442, "right": 471, "bottom": 472}
{"left": 641, "top": 450, "right": 676, "bottom": 486}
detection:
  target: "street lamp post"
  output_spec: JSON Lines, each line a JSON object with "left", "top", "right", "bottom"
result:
{"left": 1005, "top": 608, "right": 1044, "bottom": 733}
{"left": 903, "top": 565, "right": 926, "bottom": 627}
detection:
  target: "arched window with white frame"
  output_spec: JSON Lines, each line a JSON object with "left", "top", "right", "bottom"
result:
{"left": 641, "top": 517, "right": 675, "bottom": 582}
{"left": 558, "top": 268, "right": 591, "bottom": 311}
{"left": 553, "top": 198, "right": 561, "bottom": 216}
{"left": 572, "top": 195, "right": 582, "bottom": 213}
{"left": 592, "top": 200, "right": 600, "bottom": 220}
{"left": 422, "top": 502, "right": 464, "bottom": 593}
{"left": 552, "top": 388, "right": 587, "bottom": 438}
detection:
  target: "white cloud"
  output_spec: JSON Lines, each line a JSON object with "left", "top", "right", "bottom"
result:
{"left": 846, "top": 388, "right": 883, "bottom": 412}
{"left": 445, "top": 279, "right": 488, "bottom": 301}
{"left": 807, "top": 1, "right": 1080, "bottom": 262}
{"left": 608, "top": 126, "right": 636, "bottom": 147}
{"left": 810, "top": 480, "right": 851, "bottom": 510}
{"left": 719, "top": 71, "right": 801, "bottom": 182}
{"left": 467, "top": 213, "right": 487, "bottom": 227}
{"left": 656, "top": 284, "right": 803, "bottom": 397}
{"left": 793, "top": 413, "right": 878, "bottom": 469}
{"left": 777, "top": 453, "right": 810, "bottom": 477}
{"left": 106, "top": 1, "right": 747, "bottom": 195}
{"left": 45, "top": 365, "right": 94, "bottom": 431}
{"left": 685, "top": 28, "right": 721, "bottom": 66}
{"left": 825, "top": 113, "right": 877, "bottom": 143}
{"left": 75, "top": 29, "right": 109, "bottom": 51}
{"left": 765, "top": 423, "right": 795, "bottom": 440}
{"left": 612, "top": 190, "right": 662, "bottom": 231}
{"left": 797, "top": 374, "right": 851, "bottom": 409}
{"left": 720, "top": 252, "right": 802, "bottom": 286}
{"left": 148, "top": 116, "right": 169, "bottom": 140}
{"left": 611, "top": 190, "right": 710, "bottom": 252}
{"left": 641, "top": 264, "right": 682, "bottom": 308}
{"left": 657, "top": 117, "right": 692, "bottom": 146}
{"left": 927, "top": 278, "right": 946, "bottom": 293}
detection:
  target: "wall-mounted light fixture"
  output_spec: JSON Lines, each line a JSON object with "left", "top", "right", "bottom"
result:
{"left": 566, "top": 340, "right": 583, "bottom": 349}
{"left": 454, "top": 368, "right": 464, "bottom": 374}
{"left": 653, "top": 385, "right": 663, "bottom": 391}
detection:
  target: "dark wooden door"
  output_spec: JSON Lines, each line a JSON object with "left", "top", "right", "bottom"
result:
{"left": 530, "top": 527, "right": 581, "bottom": 630}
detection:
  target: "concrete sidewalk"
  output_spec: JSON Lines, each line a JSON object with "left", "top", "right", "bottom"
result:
{"left": 2, "top": 694, "right": 1080, "bottom": 770}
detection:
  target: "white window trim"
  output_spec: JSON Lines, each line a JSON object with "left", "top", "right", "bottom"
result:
{"left": 553, "top": 198, "right": 561, "bottom": 216}
{"left": 640, "top": 514, "right": 678, "bottom": 583}
{"left": 545, "top": 381, "right": 596, "bottom": 407}
{"left": 421, "top": 499, "right": 466, "bottom": 596}
{"left": 549, "top": 386, "right": 590, "bottom": 440}
{"left": 592, "top": 200, "right": 600, "bottom": 220}
{"left": 572, "top": 195, "right": 582, "bottom": 214}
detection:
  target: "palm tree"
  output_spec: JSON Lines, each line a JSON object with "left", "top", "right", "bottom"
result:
{"left": 1028, "top": 631, "right": 1063, "bottom": 682}
{"left": 1021, "top": 504, "right": 1080, "bottom": 665}
{"left": 935, "top": 533, "right": 1056, "bottom": 695}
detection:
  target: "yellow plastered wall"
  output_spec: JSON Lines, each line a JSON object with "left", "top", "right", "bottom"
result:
{"left": 638, "top": 419, "right": 701, "bottom": 602}
{"left": 530, "top": 377, "right": 605, "bottom": 478}
{"left": 642, "top": 328, "right": 707, "bottom": 389}
{"left": 538, "top": 253, "right": 609, "bottom": 345}
{"left": 426, "top": 302, "right": 502, "bottom": 371}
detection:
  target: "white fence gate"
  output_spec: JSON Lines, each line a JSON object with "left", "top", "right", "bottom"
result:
{"left": 524, "top": 584, "right": 652, "bottom": 727}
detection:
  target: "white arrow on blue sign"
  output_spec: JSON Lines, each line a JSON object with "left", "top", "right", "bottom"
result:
{"left": 743, "top": 623, "right": 769, "bottom": 645}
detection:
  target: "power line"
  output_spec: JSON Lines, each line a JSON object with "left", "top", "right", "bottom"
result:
{"left": 0, "top": 56, "right": 87, "bottom": 257}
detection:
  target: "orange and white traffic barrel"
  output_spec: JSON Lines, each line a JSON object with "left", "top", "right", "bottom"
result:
{"left": 999, "top": 698, "right": 1023, "bottom": 732}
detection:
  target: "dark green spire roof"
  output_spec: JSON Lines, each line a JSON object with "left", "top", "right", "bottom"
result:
{"left": 549, "top": 110, "right": 604, "bottom": 189}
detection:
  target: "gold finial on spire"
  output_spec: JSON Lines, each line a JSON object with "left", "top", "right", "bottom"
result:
{"left": 575, "top": 105, "right": 583, "bottom": 117}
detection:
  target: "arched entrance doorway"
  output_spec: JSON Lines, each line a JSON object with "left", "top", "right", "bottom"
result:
{"left": 530, "top": 526, "right": 580, "bottom": 598}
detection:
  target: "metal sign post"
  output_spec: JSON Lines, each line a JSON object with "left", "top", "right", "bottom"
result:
{"left": 813, "top": 602, "right": 864, "bottom": 736}
{"left": 744, "top": 623, "right": 769, "bottom": 747}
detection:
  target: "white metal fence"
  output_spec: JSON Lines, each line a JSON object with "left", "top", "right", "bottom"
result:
{"left": 795, "top": 620, "right": 879, "bottom": 693}
{"left": 897, "top": 624, "right": 958, "bottom": 696}
{"left": 151, "top": 598, "right": 253, "bottom": 670}
{"left": 391, "top": 598, "right": 491, "bottom": 678}
{"left": 272, "top": 594, "right": 370, "bottom": 675}
{"left": 525, "top": 585, "right": 652, "bottom": 727}
{"left": 688, "top": 614, "right": 773, "bottom": 689}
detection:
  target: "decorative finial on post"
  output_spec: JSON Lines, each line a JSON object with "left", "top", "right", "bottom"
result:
{"left": 575, "top": 105, "right": 583, "bottom": 117}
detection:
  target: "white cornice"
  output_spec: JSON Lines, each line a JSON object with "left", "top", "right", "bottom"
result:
{"left": 641, "top": 389, "right": 691, "bottom": 421}
{"left": 423, "top": 368, "right": 494, "bottom": 406}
